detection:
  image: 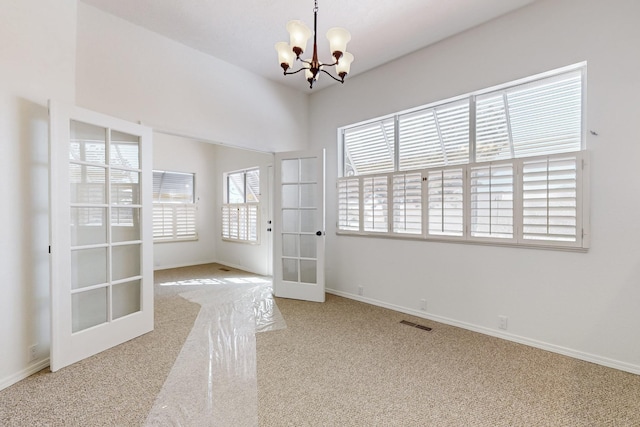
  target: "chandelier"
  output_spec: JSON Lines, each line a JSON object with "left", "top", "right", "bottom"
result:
{"left": 274, "top": 0, "right": 354, "bottom": 89}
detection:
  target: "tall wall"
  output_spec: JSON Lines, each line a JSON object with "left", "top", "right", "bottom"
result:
{"left": 308, "top": 0, "right": 640, "bottom": 373}
{"left": 0, "top": 0, "right": 77, "bottom": 389}
{"left": 75, "top": 2, "right": 308, "bottom": 154}
{"left": 74, "top": 2, "right": 303, "bottom": 276}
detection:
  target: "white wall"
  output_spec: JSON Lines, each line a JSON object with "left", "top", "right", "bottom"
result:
{"left": 74, "top": 3, "right": 297, "bottom": 275}
{"left": 309, "top": 0, "right": 640, "bottom": 373}
{"left": 75, "top": 2, "right": 308, "bottom": 154}
{"left": 0, "top": 0, "right": 77, "bottom": 388}
{"left": 152, "top": 132, "right": 218, "bottom": 269}
{"left": 153, "top": 135, "right": 274, "bottom": 275}
{"left": 214, "top": 145, "right": 274, "bottom": 276}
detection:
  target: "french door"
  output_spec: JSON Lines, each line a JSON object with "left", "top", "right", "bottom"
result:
{"left": 48, "top": 101, "right": 153, "bottom": 371}
{"left": 273, "top": 149, "right": 325, "bottom": 302}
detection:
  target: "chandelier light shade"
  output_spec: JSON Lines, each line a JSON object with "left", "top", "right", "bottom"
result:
{"left": 275, "top": 0, "right": 353, "bottom": 89}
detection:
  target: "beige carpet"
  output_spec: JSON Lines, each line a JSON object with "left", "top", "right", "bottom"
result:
{"left": 0, "top": 283, "right": 199, "bottom": 426}
{"left": 1, "top": 263, "right": 640, "bottom": 426}
{"left": 257, "top": 295, "right": 640, "bottom": 426}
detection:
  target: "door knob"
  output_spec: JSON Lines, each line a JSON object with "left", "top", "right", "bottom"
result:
{"left": 316, "top": 231, "right": 323, "bottom": 236}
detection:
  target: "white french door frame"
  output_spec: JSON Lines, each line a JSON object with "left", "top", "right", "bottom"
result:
{"left": 273, "top": 149, "right": 325, "bottom": 302}
{"left": 49, "top": 101, "right": 154, "bottom": 372}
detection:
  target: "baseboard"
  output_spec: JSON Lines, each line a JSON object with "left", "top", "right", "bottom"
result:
{"left": 0, "top": 358, "right": 50, "bottom": 391}
{"left": 326, "top": 288, "right": 640, "bottom": 376}
{"left": 210, "top": 260, "right": 269, "bottom": 277}
{"left": 153, "top": 260, "right": 216, "bottom": 271}
{"left": 154, "top": 260, "right": 269, "bottom": 277}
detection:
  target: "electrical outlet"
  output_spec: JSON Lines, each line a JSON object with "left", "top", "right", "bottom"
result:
{"left": 357, "top": 286, "right": 364, "bottom": 296}
{"left": 420, "top": 299, "right": 427, "bottom": 311}
{"left": 28, "top": 344, "right": 38, "bottom": 362}
{"left": 498, "top": 315, "right": 508, "bottom": 330}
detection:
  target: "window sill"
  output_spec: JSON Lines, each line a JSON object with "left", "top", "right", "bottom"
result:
{"left": 153, "top": 236, "right": 199, "bottom": 243}
{"left": 335, "top": 230, "right": 589, "bottom": 253}
{"left": 221, "top": 238, "right": 260, "bottom": 245}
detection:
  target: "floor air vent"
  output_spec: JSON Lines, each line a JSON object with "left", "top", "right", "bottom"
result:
{"left": 400, "top": 320, "right": 432, "bottom": 331}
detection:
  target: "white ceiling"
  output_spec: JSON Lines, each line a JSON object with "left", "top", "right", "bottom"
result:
{"left": 80, "top": 0, "right": 536, "bottom": 92}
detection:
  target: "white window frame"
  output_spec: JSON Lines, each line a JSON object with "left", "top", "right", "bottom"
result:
{"left": 337, "top": 63, "right": 589, "bottom": 251}
{"left": 152, "top": 170, "right": 198, "bottom": 242}
{"left": 222, "top": 167, "right": 260, "bottom": 244}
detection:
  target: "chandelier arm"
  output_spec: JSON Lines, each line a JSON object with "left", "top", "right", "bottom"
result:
{"left": 283, "top": 67, "right": 308, "bottom": 76}
{"left": 319, "top": 68, "right": 345, "bottom": 83}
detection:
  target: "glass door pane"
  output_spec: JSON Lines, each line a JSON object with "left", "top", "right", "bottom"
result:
{"left": 72, "top": 287, "right": 108, "bottom": 333}
{"left": 281, "top": 158, "right": 318, "bottom": 285}
{"left": 273, "top": 150, "right": 325, "bottom": 302}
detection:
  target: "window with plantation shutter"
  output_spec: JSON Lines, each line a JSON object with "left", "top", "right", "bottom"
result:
{"left": 398, "top": 100, "right": 469, "bottom": 170}
{"left": 153, "top": 204, "right": 174, "bottom": 239}
{"left": 152, "top": 170, "right": 197, "bottom": 241}
{"left": 363, "top": 175, "right": 388, "bottom": 232}
{"left": 337, "top": 63, "right": 588, "bottom": 250}
{"left": 427, "top": 168, "right": 464, "bottom": 237}
{"left": 470, "top": 163, "right": 514, "bottom": 239}
{"left": 222, "top": 168, "right": 260, "bottom": 243}
{"left": 392, "top": 172, "right": 422, "bottom": 234}
{"left": 343, "top": 118, "right": 395, "bottom": 176}
{"left": 522, "top": 154, "right": 580, "bottom": 244}
{"left": 337, "top": 178, "right": 359, "bottom": 231}
{"left": 476, "top": 71, "right": 582, "bottom": 162}
{"left": 222, "top": 204, "right": 259, "bottom": 242}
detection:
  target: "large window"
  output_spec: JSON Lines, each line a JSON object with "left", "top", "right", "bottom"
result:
{"left": 338, "top": 64, "right": 589, "bottom": 250}
{"left": 152, "top": 170, "right": 197, "bottom": 241}
{"left": 222, "top": 168, "right": 260, "bottom": 243}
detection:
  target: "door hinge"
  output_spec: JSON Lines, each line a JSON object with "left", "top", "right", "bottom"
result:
{"left": 48, "top": 245, "right": 51, "bottom": 254}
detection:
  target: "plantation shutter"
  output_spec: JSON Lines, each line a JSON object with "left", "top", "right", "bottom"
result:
{"left": 221, "top": 205, "right": 231, "bottom": 238}
{"left": 221, "top": 204, "right": 259, "bottom": 242}
{"left": 343, "top": 118, "right": 395, "bottom": 176}
{"left": 153, "top": 205, "right": 174, "bottom": 240}
{"left": 475, "top": 93, "right": 512, "bottom": 162}
{"left": 470, "top": 162, "right": 514, "bottom": 239}
{"left": 427, "top": 168, "right": 464, "bottom": 237}
{"left": 152, "top": 171, "right": 197, "bottom": 240}
{"left": 398, "top": 100, "right": 469, "bottom": 170}
{"left": 337, "top": 178, "right": 360, "bottom": 231}
{"left": 222, "top": 168, "right": 260, "bottom": 243}
{"left": 392, "top": 172, "right": 422, "bottom": 235}
{"left": 363, "top": 176, "right": 388, "bottom": 232}
{"left": 476, "top": 70, "right": 582, "bottom": 162}
{"left": 522, "top": 154, "right": 580, "bottom": 244}
{"left": 175, "top": 205, "right": 197, "bottom": 238}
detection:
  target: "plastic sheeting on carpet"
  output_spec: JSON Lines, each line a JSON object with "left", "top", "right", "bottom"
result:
{"left": 145, "top": 283, "right": 285, "bottom": 426}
